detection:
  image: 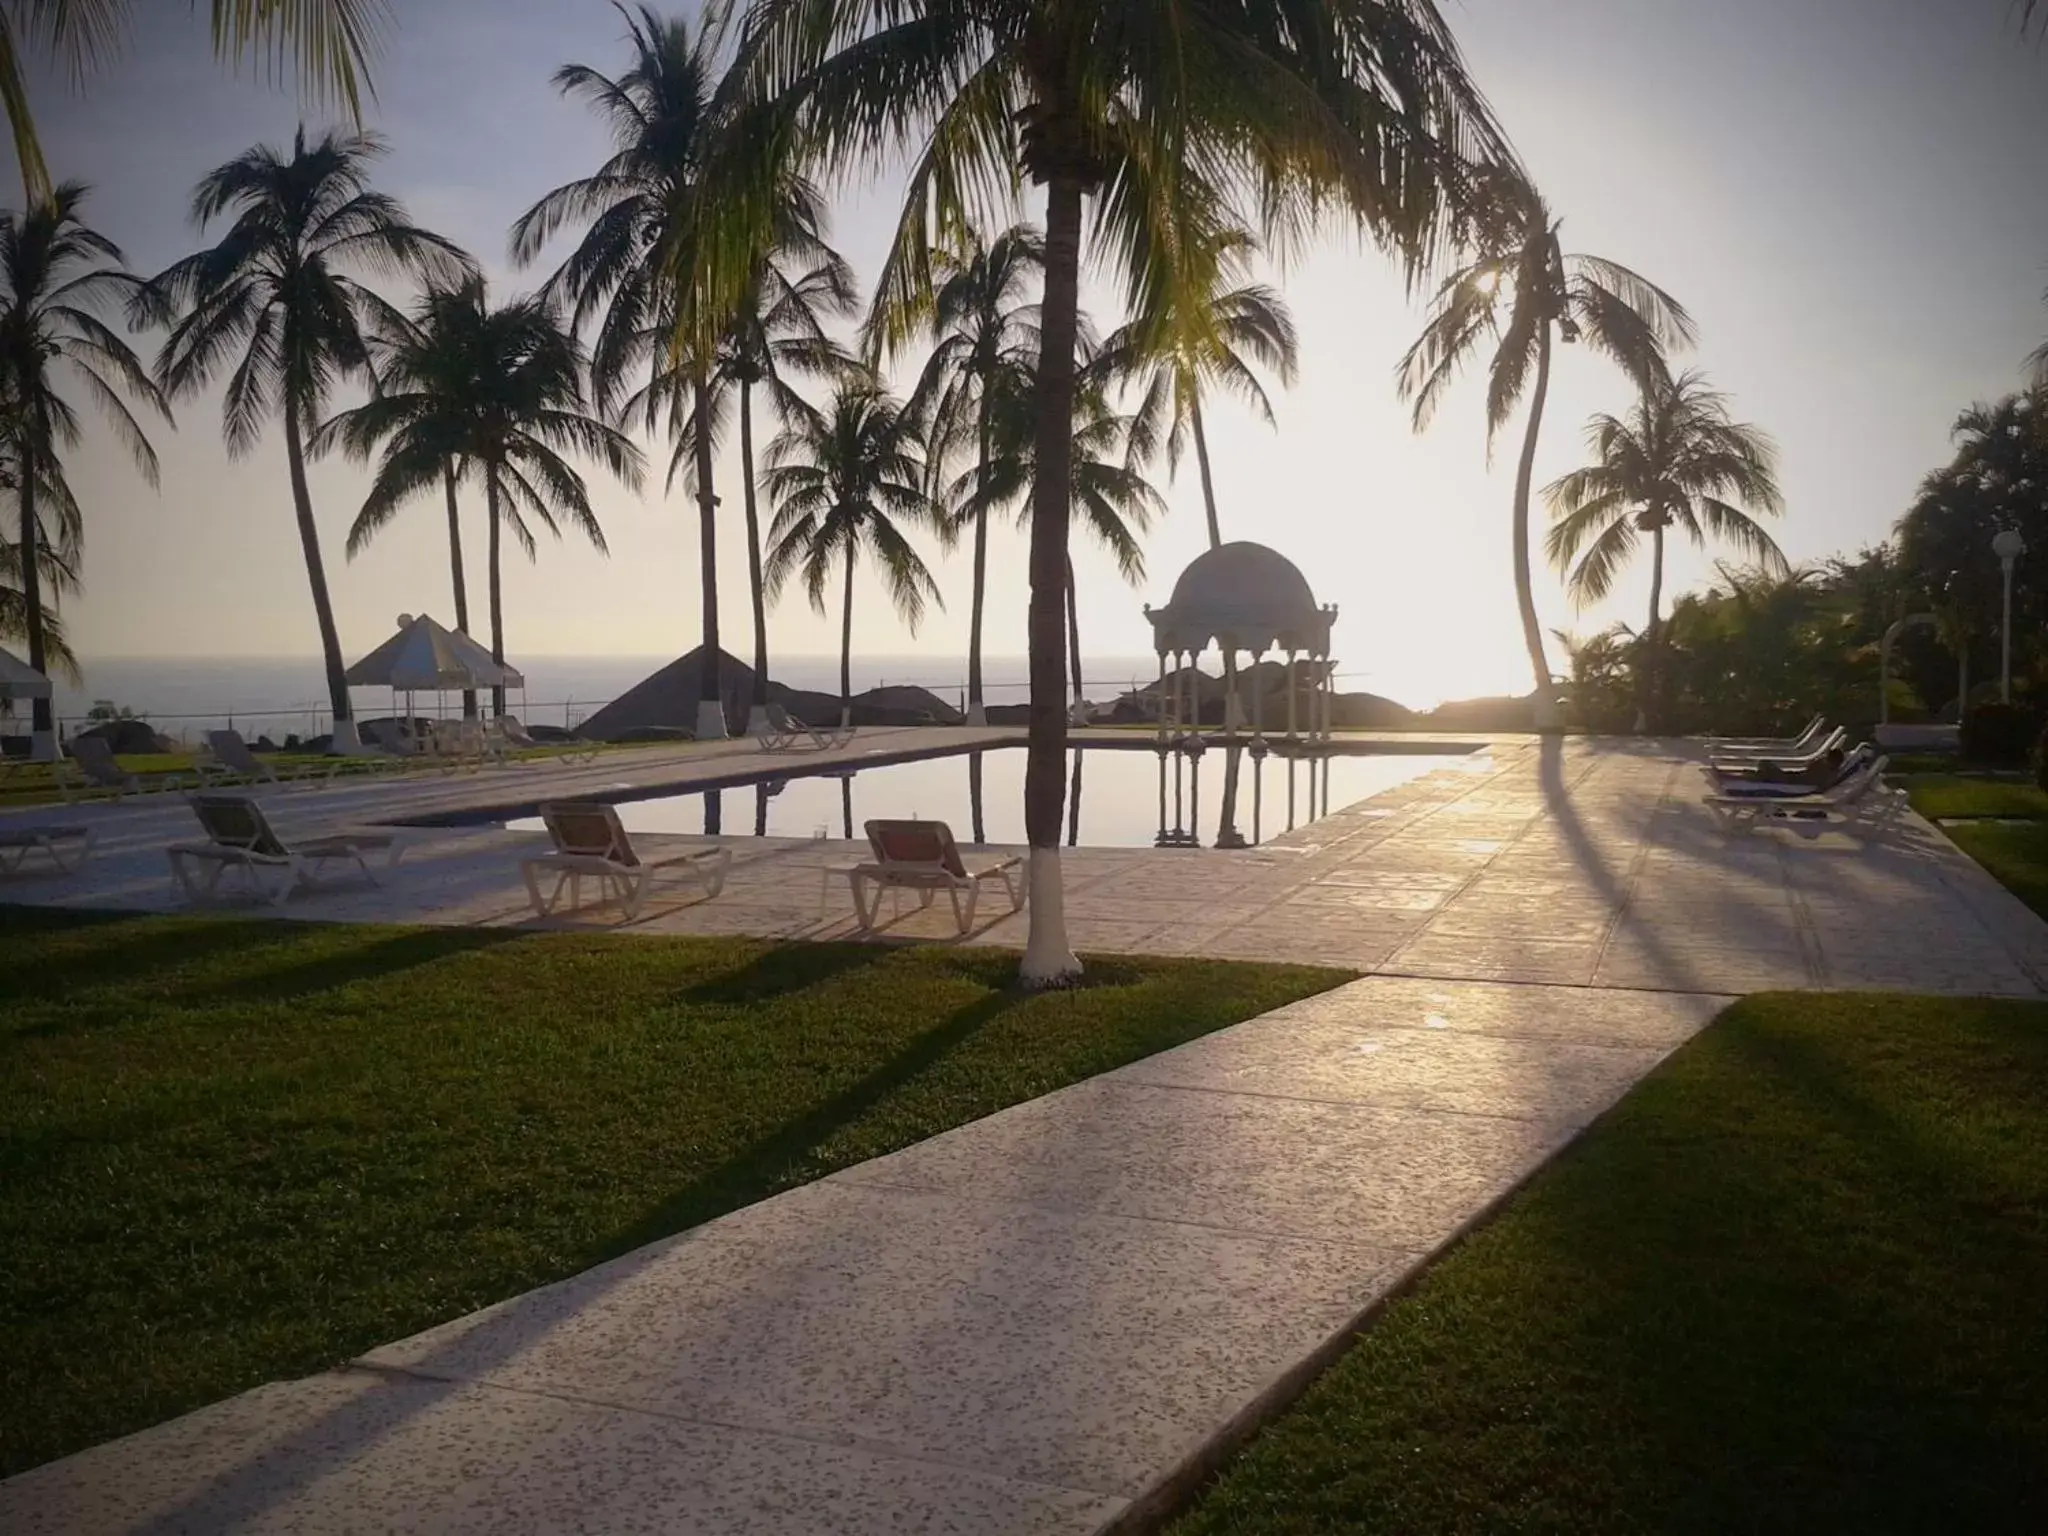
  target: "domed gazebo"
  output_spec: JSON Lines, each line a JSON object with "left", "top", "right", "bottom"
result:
{"left": 1144, "top": 541, "right": 1337, "bottom": 741}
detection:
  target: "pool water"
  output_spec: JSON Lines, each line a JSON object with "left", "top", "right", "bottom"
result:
{"left": 510, "top": 745, "right": 1484, "bottom": 848}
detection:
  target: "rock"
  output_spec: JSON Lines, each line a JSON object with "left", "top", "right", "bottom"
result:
{"left": 578, "top": 648, "right": 964, "bottom": 740}
{"left": 72, "top": 719, "right": 171, "bottom": 754}
{"left": 1330, "top": 691, "right": 1416, "bottom": 729}
{"left": 1420, "top": 693, "right": 1538, "bottom": 731}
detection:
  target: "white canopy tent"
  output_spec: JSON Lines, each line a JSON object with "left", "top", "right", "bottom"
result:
{"left": 344, "top": 614, "right": 524, "bottom": 745}
{"left": 0, "top": 646, "right": 56, "bottom": 761}
{"left": 0, "top": 644, "right": 52, "bottom": 701}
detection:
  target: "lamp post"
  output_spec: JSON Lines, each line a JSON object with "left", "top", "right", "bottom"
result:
{"left": 1994, "top": 528, "right": 2027, "bottom": 703}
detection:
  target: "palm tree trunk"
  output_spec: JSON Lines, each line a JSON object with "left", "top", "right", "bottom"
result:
{"left": 1021, "top": 169, "right": 1085, "bottom": 985}
{"left": 740, "top": 380, "right": 772, "bottom": 732}
{"left": 282, "top": 405, "right": 355, "bottom": 751}
{"left": 17, "top": 455, "right": 53, "bottom": 757}
{"left": 1191, "top": 393, "right": 1223, "bottom": 550}
{"left": 1066, "top": 553, "right": 1083, "bottom": 705}
{"left": 1640, "top": 522, "right": 1666, "bottom": 734}
{"left": 839, "top": 538, "right": 855, "bottom": 730}
{"left": 444, "top": 461, "right": 476, "bottom": 720}
{"left": 692, "top": 374, "right": 726, "bottom": 739}
{"left": 486, "top": 470, "right": 507, "bottom": 719}
{"left": 1510, "top": 323, "right": 1558, "bottom": 729}
{"left": 965, "top": 398, "right": 992, "bottom": 725}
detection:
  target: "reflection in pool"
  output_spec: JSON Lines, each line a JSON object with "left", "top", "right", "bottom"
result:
{"left": 509, "top": 744, "right": 1485, "bottom": 849}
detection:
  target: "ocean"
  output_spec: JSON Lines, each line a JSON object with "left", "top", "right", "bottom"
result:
{"left": 33, "top": 654, "right": 1169, "bottom": 745}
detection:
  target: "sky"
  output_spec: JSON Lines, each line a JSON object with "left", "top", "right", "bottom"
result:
{"left": 20, "top": 0, "right": 2048, "bottom": 709}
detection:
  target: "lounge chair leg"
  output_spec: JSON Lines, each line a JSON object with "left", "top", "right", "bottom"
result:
{"left": 851, "top": 873, "right": 881, "bottom": 930}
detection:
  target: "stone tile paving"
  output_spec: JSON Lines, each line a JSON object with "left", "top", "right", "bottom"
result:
{"left": 6, "top": 733, "right": 2047, "bottom": 1532}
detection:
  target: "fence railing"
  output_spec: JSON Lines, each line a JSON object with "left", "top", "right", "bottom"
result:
{"left": 19, "top": 664, "right": 1415, "bottom": 748}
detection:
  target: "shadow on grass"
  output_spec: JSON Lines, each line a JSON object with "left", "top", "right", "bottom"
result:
{"left": 102, "top": 980, "right": 1033, "bottom": 1536}
{"left": 1174, "top": 996, "right": 2048, "bottom": 1535}
{"left": 670, "top": 940, "right": 893, "bottom": 1008}
{"left": 168, "top": 925, "right": 530, "bottom": 1007}
{"left": 0, "top": 908, "right": 281, "bottom": 1007}
{"left": 597, "top": 984, "right": 1027, "bottom": 1260}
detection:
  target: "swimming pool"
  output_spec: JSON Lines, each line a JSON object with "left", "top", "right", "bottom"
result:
{"left": 509, "top": 743, "right": 1485, "bottom": 849}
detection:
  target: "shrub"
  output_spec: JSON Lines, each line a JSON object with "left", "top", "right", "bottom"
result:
{"left": 1963, "top": 701, "right": 2039, "bottom": 767}
{"left": 2034, "top": 723, "right": 2048, "bottom": 793}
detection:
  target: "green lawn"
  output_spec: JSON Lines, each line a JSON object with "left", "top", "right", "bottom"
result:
{"left": 1945, "top": 820, "right": 2048, "bottom": 924}
{"left": 1171, "top": 993, "right": 2048, "bottom": 1535}
{"left": 1900, "top": 772, "right": 2048, "bottom": 822}
{"left": 0, "top": 907, "right": 1344, "bottom": 1478}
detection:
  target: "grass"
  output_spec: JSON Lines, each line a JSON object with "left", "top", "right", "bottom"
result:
{"left": 1946, "top": 820, "right": 2048, "bottom": 924}
{"left": 1900, "top": 772, "right": 2048, "bottom": 822}
{"left": 0, "top": 906, "right": 1344, "bottom": 1478}
{"left": 0, "top": 743, "right": 635, "bottom": 808}
{"left": 1171, "top": 992, "right": 2048, "bottom": 1535}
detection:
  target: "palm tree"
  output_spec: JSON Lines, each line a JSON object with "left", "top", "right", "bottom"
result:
{"left": 328, "top": 281, "right": 484, "bottom": 711}
{"left": 0, "top": 532, "right": 80, "bottom": 680}
{"left": 681, "top": 235, "right": 857, "bottom": 732}
{"left": 318, "top": 278, "right": 643, "bottom": 716}
{"left": 517, "top": 5, "right": 819, "bottom": 741}
{"left": 1102, "top": 214, "right": 1296, "bottom": 550}
{"left": 762, "top": 380, "right": 945, "bottom": 727}
{"left": 963, "top": 355, "right": 1160, "bottom": 709}
{"left": 729, "top": 251, "right": 858, "bottom": 729}
{"left": 0, "top": 182, "right": 168, "bottom": 757}
{"left": 0, "top": 1, "right": 381, "bottom": 200}
{"left": 744, "top": 0, "right": 1500, "bottom": 983}
{"left": 1543, "top": 368, "right": 1786, "bottom": 730}
{"left": 1398, "top": 165, "right": 1693, "bottom": 726}
{"left": 895, "top": 223, "right": 1044, "bottom": 725}
{"left": 143, "top": 128, "right": 471, "bottom": 752}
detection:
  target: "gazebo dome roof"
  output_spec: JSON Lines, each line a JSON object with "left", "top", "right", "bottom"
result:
{"left": 1146, "top": 541, "right": 1334, "bottom": 656}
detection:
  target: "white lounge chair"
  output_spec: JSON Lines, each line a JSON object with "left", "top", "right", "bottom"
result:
{"left": 199, "top": 729, "right": 332, "bottom": 788}
{"left": 1705, "top": 714, "right": 1826, "bottom": 755}
{"left": 167, "top": 793, "right": 402, "bottom": 905}
{"left": 1704, "top": 753, "right": 1906, "bottom": 837}
{"left": 1706, "top": 725, "right": 1847, "bottom": 778}
{"left": 492, "top": 715, "right": 601, "bottom": 765}
{"left": 0, "top": 823, "right": 94, "bottom": 875}
{"left": 756, "top": 704, "right": 854, "bottom": 753}
{"left": 59, "top": 736, "right": 178, "bottom": 801}
{"left": 520, "top": 800, "right": 732, "bottom": 920}
{"left": 849, "top": 818, "right": 1025, "bottom": 934}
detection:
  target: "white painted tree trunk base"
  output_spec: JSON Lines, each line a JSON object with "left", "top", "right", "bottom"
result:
{"left": 745, "top": 705, "right": 773, "bottom": 735}
{"left": 1020, "top": 849, "right": 1083, "bottom": 987}
{"left": 1531, "top": 694, "right": 1564, "bottom": 732}
{"left": 965, "top": 702, "right": 988, "bottom": 727}
{"left": 28, "top": 728, "right": 57, "bottom": 763}
{"left": 694, "top": 700, "right": 730, "bottom": 741}
{"left": 329, "top": 719, "right": 366, "bottom": 755}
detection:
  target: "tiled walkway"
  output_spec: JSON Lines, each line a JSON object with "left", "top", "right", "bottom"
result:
{"left": 4, "top": 733, "right": 2045, "bottom": 1533}
{"left": 11, "top": 732, "right": 2045, "bottom": 997}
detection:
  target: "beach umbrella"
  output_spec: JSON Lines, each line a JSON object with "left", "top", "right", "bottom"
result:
{"left": 344, "top": 613, "right": 522, "bottom": 691}
{"left": 344, "top": 614, "right": 525, "bottom": 746}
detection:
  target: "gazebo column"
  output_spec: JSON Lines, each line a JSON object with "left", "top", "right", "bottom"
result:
{"left": 1250, "top": 647, "right": 1266, "bottom": 741}
{"left": 1221, "top": 645, "right": 1238, "bottom": 736}
{"left": 1154, "top": 649, "right": 1169, "bottom": 744}
{"left": 1285, "top": 650, "right": 1299, "bottom": 742}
